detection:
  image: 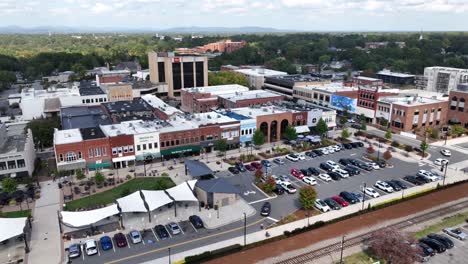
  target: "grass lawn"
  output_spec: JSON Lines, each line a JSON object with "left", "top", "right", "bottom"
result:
{"left": 342, "top": 250, "right": 384, "bottom": 264}
{"left": 0, "top": 209, "right": 31, "bottom": 218}
{"left": 65, "top": 177, "right": 175, "bottom": 211}
{"left": 414, "top": 211, "right": 468, "bottom": 239}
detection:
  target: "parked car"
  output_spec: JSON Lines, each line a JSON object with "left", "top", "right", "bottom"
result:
{"left": 332, "top": 168, "right": 349, "bottom": 178}
{"left": 318, "top": 173, "right": 332, "bottom": 182}
{"left": 68, "top": 244, "right": 81, "bottom": 259}
{"left": 364, "top": 187, "right": 380, "bottom": 198}
{"left": 357, "top": 162, "right": 373, "bottom": 171}
{"left": 320, "top": 148, "right": 330, "bottom": 155}
{"left": 260, "top": 202, "right": 271, "bottom": 216}
{"left": 273, "top": 158, "right": 285, "bottom": 165}
{"left": 434, "top": 158, "right": 449, "bottom": 166}
{"left": 155, "top": 224, "right": 170, "bottom": 240}
{"left": 344, "top": 165, "right": 361, "bottom": 176}
{"left": 385, "top": 180, "right": 401, "bottom": 191}
{"left": 305, "top": 151, "right": 318, "bottom": 158}
{"left": 84, "top": 239, "right": 98, "bottom": 256}
{"left": 313, "top": 149, "right": 324, "bottom": 156}
{"left": 443, "top": 227, "right": 467, "bottom": 240}
{"left": 417, "top": 170, "right": 438, "bottom": 182}
{"left": 281, "top": 182, "right": 297, "bottom": 194}
{"left": 261, "top": 160, "right": 272, "bottom": 167}
{"left": 297, "top": 154, "right": 306, "bottom": 160}
{"left": 285, "top": 154, "right": 299, "bottom": 162}
{"left": 245, "top": 164, "right": 255, "bottom": 171}
{"left": 403, "top": 175, "right": 425, "bottom": 185}
{"left": 168, "top": 222, "right": 181, "bottom": 235}
{"left": 427, "top": 233, "right": 454, "bottom": 249}
{"left": 308, "top": 167, "right": 321, "bottom": 176}
{"left": 440, "top": 149, "right": 451, "bottom": 157}
{"left": 351, "top": 192, "right": 364, "bottom": 202}
{"left": 328, "top": 171, "right": 342, "bottom": 181}
{"left": 331, "top": 196, "right": 349, "bottom": 207}
{"left": 343, "top": 143, "right": 353, "bottom": 149}
{"left": 100, "top": 236, "right": 113, "bottom": 251}
{"left": 368, "top": 162, "right": 381, "bottom": 170}
{"left": 388, "top": 179, "right": 407, "bottom": 189}
{"left": 235, "top": 162, "right": 246, "bottom": 172}
{"left": 419, "top": 238, "right": 446, "bottom": 253}
{"left": 351, "top": 123, "right": 361, "bottom": 129}
{"left": 325, "top": 147, "right": 335, "bottom": 154}
{"left": 416, "top": 175, "right": 432, "bottom": 183}
{"left": 320, "top": 162, "right": 334, "bottom": 171}
{"left": 303, "top": 176, "right": 317, "bottom": 185}
{"left": 325, "top": 160, "right": 340, "bottom": 168}
{"left": 339, "top": 158, "right": 352, "bottom": 166}
{"left": 189, "top": 215, "right": 204, "bottom": 229}
{"left": 375, "top": 160, "right": 386, "bottom": 168}
{"left": 324, "top": 198, "right": 342, "bottom": 210}
{"left": 228, "top": 167, "right": 240, "bottom": 174}
{"left": 419, "top": 242, "right": 436, "bottom": 257}
{"left": 339, "top": 191, "right": 358, "bottom": 204}
{"left": 250, "top": 161, "right": 262, "bottom": 170}
{"left": 300, "top": 168, "right": 312, "bottom": 176}
{"left": 314, "top": 199, "right": 331, "bottom": 212}
{"left": 291, "top": 168, "right": 304, "bottom": 179}
{"left": 129, "top": 230, "right": 142, "bottom": 244}
{"left": 278, "top": 175, "right": 290, "bottom": 183}
{"left": 350, "top": 142, "right": 360, "bottom": 148}
{"left": 114, "top": 233, "right": 127, "bottom": 248}
{"left": 375, "top": 180, "right": 394, "bottom": 193}
{"left": 273, "top": 184, "right": 285, "bottom": 195}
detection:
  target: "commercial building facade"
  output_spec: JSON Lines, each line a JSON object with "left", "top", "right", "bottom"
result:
{"left": 447, "top": 86, "right": 468, "bottom": 128}
{"left": 180, "top": 85, "right": 249, "bottom": 113}
{"left": 376, "top": 70, "right": 415, "bottom": 85}
{"left": 424, "top": 67, "right": 468, "bottom": 93}
{"left": 0, "top": 123, "right": 35, "bottom": 179}
{"left": 235, "top": 68, "right": 287, "bottom": 90}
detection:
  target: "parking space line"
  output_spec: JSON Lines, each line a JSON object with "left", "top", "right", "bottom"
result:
{"left": 111, "top": 238, "right": 116, "bottom": 252}
{"left": 151, "top": 227, "right": 159, "bottom": 242}
{"left": 141, "top": 237, "right": 145, "bottom": 245}
{"left": 125, "top": 234, "right": 131, "bottom": 248}
{"left": 81, "top": 244, "right": 85, "bottom": 260}
{"left": 97, "top": 246, "right": 101, "bottom": 256}
{"left": 267, "top": 216, "right": 279, "bottom": 222}
{"left": 248, "top": 196, "right": 276, "bottom": 205}
{"left": 189, "top": 222, "right": 198, "bottom": 233}
{"left": 164, "top": 225, "right": 172, "bottom": 239}
{"left": 178, "top": 223, "right": 185, "bottom": 235}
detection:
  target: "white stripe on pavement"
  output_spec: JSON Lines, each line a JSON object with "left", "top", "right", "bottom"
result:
{"left": 267, "top": 216, "right": 279, "bottom": 222}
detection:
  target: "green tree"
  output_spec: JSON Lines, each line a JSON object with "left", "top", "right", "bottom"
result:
{"left": 263, "top": 176, "right": 277, "bottom": 193}
{"left": 380, "top": 118, "right": 388, "bottom": 127}
{"left": 252, "top": 130, "right": 266, "bottom": 147}
{"left": 282, "top": 126, "right": 298, "bottom": 141}
{"left": 316, "top": 118, "right": 328, "bottom": 138}
{"left": 341, "top": 128, "right": 351, "bottom": 141}
{"left": 75, "top": 169, "right": 85, "bottom": 181}
{"left": 2, "top": 178, "right": 17, "bottom": 194}
{"left": 94, "top": 171, "right": 105, "bottom": 185}
{"left": 420, "top": 140, "right": 429, "bottom": 158}
{"left": 452, "top": 125, "right": 465, "bottom": 136}
{"left": 430, "top": 128, "right": 439, "bottom": 139}
{"left": 215, "top": 139, "right": 228, "bottom": 158}
{"left": 26, "top": 117, "right": 61, "bottom": 148}
{"left": 339, "top": 115, "right": 347, "bottom": 126}
{"left": 360, "top": 119, "right": 367, "bottom": 131}
{"left": 0, "top": 70, "right": 17, "bottom": 90}
{"left": 208, "top": 71, "right": 248, "bottom": 87}
{"left": 383, "top": 149, "right": 392, "bottom": 161}
{"left": 298, "top": 185, "right": 318, "bottom": 210}
{"left": 385, "top": 129, "right": 392, "bottom": 141}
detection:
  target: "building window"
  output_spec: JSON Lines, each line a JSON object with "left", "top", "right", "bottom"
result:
{"left": 7, "top": 160, "right": 16, "bottom": 169}
{"left": 451, "top": 96, "right": 458, "bottom": 110}
{"left": 171, "top": 140, "right": 174, "bottom": 146}
{"left": 78, "top": 152, "right": 82, "bottom": 159}
{"left": 112, "top": 148, "right": 118, "bottom": 155}
{"left": 59, "top": 154, "right": 64, "bottom": 162}
{"left": 137, "top": 145, "right": 141, "bottom": 151}
{"left": 88, "top": 149, "right": 93, "bottom": 157}
{"left": 0, "top": 162, "right": 6, "bottom": 170}
{"left": 102, "top": 147, "right": 107, "bottom": 156}
{"left": 94, "top": 148, "right": 101, "bottom": 157}
{"left": 148, "top": 143, "right": 153, "bottom": 149}
{"left": 143, "top": 144, "right": 147, "bottom": 150}
{"left": 459, "top": 98, "right": 465, "bottom": 112}
{"left": 124, "top": 146, "right": 128, "bottom": 153}
{"left": 16, "top": 159, "right": 25, "bottom": 168}
{"left": 176, "top": 139, "right": 180, "bottom": 145}
{"left": 154, "top": 142, "right": 158, "bottom": 148}
{"left": 129, "top": 145, "right": 134, "bottom": 152}
{"left": 436, "top": 120, "right": 440, "bottom": 125}
{"left": 161, "top": 142, "right": 165, "bottom": 147}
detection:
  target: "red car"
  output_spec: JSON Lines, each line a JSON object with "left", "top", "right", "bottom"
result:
{"left": 331, "top": 196, "right": 349, "bottom": 207}
{"left": 290, "top": 168, "right": 304, "bottom": 179}
{"left": 244, "top": 164, "right": 255, "bottom": 171}
{"left": 113, "top": 232, "right": 127, "bottom": 248}
{"left": 250, "top": 161, "right": 262, "bottom": 170}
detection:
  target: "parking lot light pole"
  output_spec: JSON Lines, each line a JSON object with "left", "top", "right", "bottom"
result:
{"left": 339, "top": 235, "right": 345, "bottom": 264}
{"left": 442, "top": 162, "right": 449, "bottom": 186}
{"left": 168, "top": 247, "right": 171, "bottom": 264}
{"left": 243, "top": 212, "right": 247, "bottom": 246}
{"left": 361, "top": 183, "right": 366, "bottom": 211}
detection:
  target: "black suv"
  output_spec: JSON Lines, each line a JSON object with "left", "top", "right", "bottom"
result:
{"left": 235, "top": 162, "right": 246, "bottom": 172}
{"left": 305, "top": 151, "right": 318, "bottom": 158}
{"left": 328, "top": 171, "right": 341, "bottom": 181}
{"left": 343, "top": 143, "right": 353, "bottom": 149}
{"left": 320, "top": 162, "right": 333, "bottom": 171}
{"left": 313, "top": 149, "right": 324, "bottom": 156}
{"left": 403, "top": 175, "right": 425, "bottom": 185}
{"left": 189, "top": 215, "right": 204, "bottom": 229}
{"left": 308, "top": 167, "right": 321, "bottom": 176}
{"left": 350, "top": 142, "right": 360, "bottom": 148}
{"left": 260, "top": 202, "right": 271, "bottom": 216}
{"left": 388, "top": 179, "right": 407, "bottom": 189}
{"left": 324, "top": 198, "right": 341, "bottom": 210}
{"left": 155, "top": 224, "right": 170, "bottom": 240}
{"left": 339, "top": 158, "right": 352, "bottom": 166}
{"left": 419, "top": 238, "right": 446, "bottom": 253}
{"left": 344, "top": 165, "right": 360, "bottom": 176}
{"left": 300, "top": 169, "right": 312, "bottom": 176}
{"left": 339, "top": 191, "right": 358, "bottom": 204}
{"left": 273, "top": 185, "right": 285, "bottom": 195}
{"left": 385, "top": 180, "right": 401, "bottom": 191}
{"left": 427, "top": 234, "right": 454, "bottom": 249}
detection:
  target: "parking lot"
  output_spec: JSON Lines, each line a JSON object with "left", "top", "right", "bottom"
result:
{"left": 427, "top": 225, "right": 468, "bottom": 264}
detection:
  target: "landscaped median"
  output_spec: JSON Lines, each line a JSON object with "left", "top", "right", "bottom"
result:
{"left": 64, "top": 177, "right": 175, "bottom": 211}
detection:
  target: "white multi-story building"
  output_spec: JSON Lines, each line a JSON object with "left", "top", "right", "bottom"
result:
{"left": 234, "top": 68, "right": 287, "bottom": 90}
{"left": 424, "top": 66, "right": 468, "bottom": 93}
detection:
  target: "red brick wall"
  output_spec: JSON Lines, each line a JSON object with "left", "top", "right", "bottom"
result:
{"left": 256, "top": 112, "right": 293, "bottom": 143}
{"left": 447, "top": 91, "right": 468, "bottom": 127}
{"left": 159, "top": 129, "right": 200, "bottom": 149}
{"left": 109, "top": 134, "right": 134, "bottom": 158}
{"left": 390, "top": 101, "right": 449, "bottom": 132}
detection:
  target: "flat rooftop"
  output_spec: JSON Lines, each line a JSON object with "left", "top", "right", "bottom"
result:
{"left": 377, "top": 70, "right": 415, "bottom": 78}
{"left": 295, "top": 82, "right": 358, "bottom": 93}
{"left": 80, "top": 127, "right": 106, "bottom": 140}
{"left": 103, "top": 98, "right": 153, "bottom": 113}
{"left": 182, "top": 84, "right": 249, "bottom": 96}
{"left": 267, "top": 74, "right": 322, "bottom": 82}
{"left": 220, "top": 111, "right": 252, "bottom": 121}
{"left": 229, "top": 106, "right": 291, "bottom": 118}
{"left": 355, "top": 76, "right": 382, "bottom": 82}
{"left": 141, "top": 94, "right": 182, "bottom": 116}
{"left": 100, "top": 120, "right": 168, "bottom": 137}
{"left": 218, "top": 90, "right": 281, "bottom": 102}
{"left": 190, "top": 112, "right": 238, "bottom": 126}
{"left": 79, "top": 86, "right": 105, "bottom": 96}
{"left": 379, "top": 96, "right": 445, "bottom": 106}
{"left": 54, "top": 129, "right": 82, "bottom": 145}
{"left": 61, "top": 106, "right": 112, "bottom": 130}
{"left": 0, "top": 131, "right": 27, "bottom": 154}
{"left": 235, "top": 68, "right": 287, "bottom": 77}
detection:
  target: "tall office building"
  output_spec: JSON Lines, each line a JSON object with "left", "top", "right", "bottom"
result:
{"left": 148, "top": 51, "right": 208, "bottom": 97}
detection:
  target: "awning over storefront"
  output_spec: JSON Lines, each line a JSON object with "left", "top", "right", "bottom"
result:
{"left": 141, "top": 190, "right": 173, "bottom": 211}
{"left": 116, "top": 191, "right": 148, "bottom": 213}
{"left": 61, "top": 204, "right": 119, "bottom": 228}
{"left": 88, "top": 162, "right": 111, "bottom": 170}
{"left": 0, "top": 217, "right": 27, "bottom": 242}
{"left": 57, "top": 160, "right": 86, "bottom": 171}
{"left": 112, "top": 156, "right": 135, "bottom": 163}
{"left": 327, "top": 122, "right": 337, "bottom": 128}
{"left": 160, "top": 145, "right": 201, "bottom": 156}
{"left": 294, "top": 125, "right": 310, "bottom": 134}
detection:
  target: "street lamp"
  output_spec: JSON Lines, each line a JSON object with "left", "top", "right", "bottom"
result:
{"left": 243, "top": 212, "right": 247, "bottom": 246}
{"left": 168, "top": 247, "right": 171, "bottom": 264}
{"left": 339, "top": 235, "right": 346, "bottom": 264}
{"left": 441, "top": 161, "right": 449, "bottom": 186}
{"left": 361, "top": 183, "right": 367, "bottom": 211}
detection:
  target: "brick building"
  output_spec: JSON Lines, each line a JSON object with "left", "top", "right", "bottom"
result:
{"left": 447, "top": 87, "right": 468, "bottom": 128}
{"left": 217, "top": 90, "right": 284, "bottom": 110}
{"left": 180, "top": 84, "right": 249, "bottom": 113}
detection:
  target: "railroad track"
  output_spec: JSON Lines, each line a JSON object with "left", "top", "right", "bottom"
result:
{"left": 275, "top": 199, "right": 468, "bottom": 264}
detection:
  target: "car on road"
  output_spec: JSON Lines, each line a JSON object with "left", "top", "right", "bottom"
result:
{"left": 388, "top": 179, "right": 407, "bottom": 189}
{"left": 344, "top": 165, "right": 360, "bottom": 176}
{"left": 427, "top": 233, "right": 454, "bottom": 249}
{"left": 250, "top": 161, "right": 262, "bottom": 170}
{"left": 339, "top": 191, "right": 358, "bottom": 204}
{"left": 155, "top": 224, "right": 170, "bottom": 240}
{"left": 168, "top": 222, "right": 181, "bottom": 235}
{"left": 84, "top": 239, "right": 98, "bottom": 256}
{"left": 331, "top": 196, "right": 349, "bottom": 207}
{"left": 385, "top": 180, "right": 401, "bottom": 191}
{"left": 245, "top": 164, "right": 255, "bottom": 171}
{"left": 314, "top": 199, "right": 331, "bottom": 212}
{"left": 308, "top": 167, "right": 321, "bottom": 176}
{"left": 260, "top": 202, "right": 271, "bottom": 216}
{"left": 403, "top": 175, "right": 425, "bottom": 185}
{"left": 291, "top": 168, "right": 304, "bottom": 179}
{"left": 281, "top": 182, "right": 297, "bottom": 194}
{"left": 114, "top": 233, "right": 127, "bottom": 248}
{"left": 443, "top": 227, "right": 467, "bottom": 240}
{"left": 339, "top": 158, "right": 352, "bottom": 166}
{"left": 228, "top": 167, "right": 240, "bottom": 174}
{"left": 417, "top": 170, "right": 438, "bottom": 182}
{"left": 351, "top": 192, "right": 364, "bottom": 202}
{"left": 328, "top": 171, "right": 342, "bottom": 181}
{"left": 305, "top": 151, "right": 318, "bottom": 158}
{"left": 100, "top": 236, "right": 113, "bottom": 251}
{"left": 273, "top": 158, "right": 285, "bottom": 165}
{"left": 68, "top": 244, "right": 81, "bottom": 259}
{"left": 375, "top": 180, "right": 394, "bottom": 193}
{"left": 285, "top": 154, "right": 299, "bottom": 162}
{"left": 419, "top": 242, "right": 436, "bottom": 257}
{"left": 189, "top": 215, "right": 204, "bottom": 229}
{"left": 332, "top": 168, "right": 349, "bottom": 178}
{"left": 129, "top": 230, "right": 142, "bottom": 244}
{"left": 303, "top": 176, "right": 317, "bottom": 185}
{"left": 297, "top": 154, "right": 306, "bottom": 160}
{"left": 318, "top": 173, "right": 332, "bottom": 182}
{"left": 364, "top": 187, "right": 380, "bottom": 198}
{"left": 261, "top": 160, "right": 272, "bottom": 167}
{"left": 419, "top": 238, "right": 446, "bottom": 253}
{"left": 324, "top": 198, "right": 342, "bottom": 210}
{"left": 434, "top": 158, "right": 449, "bottom": 166}
{"left": 440, "top": 149, "right": 451, "bottom": 157}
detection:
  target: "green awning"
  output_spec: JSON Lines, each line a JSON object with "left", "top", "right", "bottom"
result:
{"left": 88, "top": 162, "right": 111, "bottom": 170}
{"left": 160, "top": 145, "right": 201, "bottom": 156}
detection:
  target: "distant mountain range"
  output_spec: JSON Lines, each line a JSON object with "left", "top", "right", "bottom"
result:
{"left": 0, "top": 26, "right": 295, "bottom": 34}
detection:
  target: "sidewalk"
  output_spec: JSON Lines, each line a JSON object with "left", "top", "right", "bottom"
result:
{"left": 28, "top": 180, "right": 62, "bottom": 264}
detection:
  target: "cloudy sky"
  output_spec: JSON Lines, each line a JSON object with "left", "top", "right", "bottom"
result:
{"left": 2, "top": 0, "right": 468, "bottom": 31}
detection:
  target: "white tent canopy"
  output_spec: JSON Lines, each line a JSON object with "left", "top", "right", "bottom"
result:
{"left": 0, "top": 217, "right": 27, "bottom": 242}
{"left": 187, "top": 180, "right": 197, "bottom": 190}
{"left": 116, "top": 191, "right": 148, "bottom": 213}
{"left": 166, "top": 181, "right": 198, "bottom": 202}
{"left": 61, "top": 204, "right": 119, "bottom": 227}
{"left": 294, "top": 125, "right": 310, "bottom": 134}
{"left": 141, "top": 190, "right": 173, "bottom": 211}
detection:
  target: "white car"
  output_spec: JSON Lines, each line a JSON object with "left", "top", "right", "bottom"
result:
{"left": 364, "top": 187, "right": 380, "bottom": 198}
{"left": 417, "top": 170, "right": 438, "bottom": 182}
{"left": 332, "top": 168, "right": 349, "bottom": 178}
{"left": 129, "top": 230, "right": 142, "bottom": 244}
{"left": 281, "top": 182, "right": 297, "bottom": 194}
{"left": 331, "top": 145, "right": 341, "bottom": 152}
{"left": 326, "top": 146, "right": 335, "bottom": 153}
{"left": 374, "top": 180, "right": 394, "bottom": 193}
{"left": 440, "top": 149, "right": 452, "bottom": 157}
{"left": 314, "top": 199, "right": 331, "bottom": 212}
{"left": 434, "top": 158, "right": 449, "bottom": 166}
{"left": 297, "top": 154, "right": 306, "bottom": 160}
{"left": 318, "top": 173, "right": 332, "bottom": 182}
{"left": 368, "top": 162, "right": 380, "bottom": 170}
{"left": 84, "top": 239, "right": 98, "bottom": 256}
{"left": 303, "top": 176, "right": 317, "bottom": 185}
{"left": 320, "top": 148, "right": 330, "bottom": 155}
{"left": 285, "top": 154, "right": 299, "bottom": 162}
{"left": 325, "top": 160, "right": 340, "bottom": 169}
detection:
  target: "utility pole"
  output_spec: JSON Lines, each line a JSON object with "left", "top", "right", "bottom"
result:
{"left": 339, "top": 235, "right": 346, "bottom": 264}
{"left": 243, "top": 212, "right": 247, "bottom": 246}
{"left": 442, "top": 161, "right": 449, "bottom": 186}
{"left": 361, "top": 183, "right": 367, "bottom": 211}
{"left": 168, "top": 247, "right": 171, "bottom": 264}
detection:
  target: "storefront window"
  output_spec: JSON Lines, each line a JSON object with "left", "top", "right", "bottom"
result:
{"left": 17, "top": 159, "right": 25, "bottom": 168}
